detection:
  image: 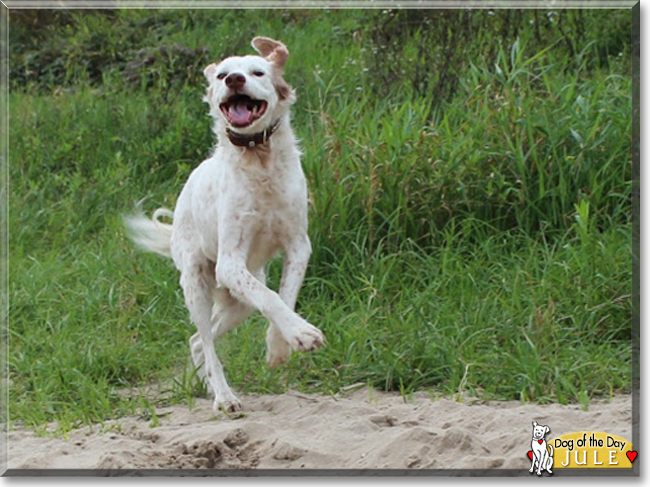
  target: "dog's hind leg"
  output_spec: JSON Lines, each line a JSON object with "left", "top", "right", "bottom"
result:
{"left": 545, "top": 445, "right": 553, "bottom": 474}
{"left": 181, "top": 257, "right": 242, "bottom": 412}
{"left": 190, "top": 287, "right": 254, "bottom": 381}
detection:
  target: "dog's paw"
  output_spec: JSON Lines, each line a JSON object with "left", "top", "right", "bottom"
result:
{"left": 213, "top": 394, "right": 242, "bottom": 414}
{"left": 287, "top": 322, "right": 325, "bottom": 352}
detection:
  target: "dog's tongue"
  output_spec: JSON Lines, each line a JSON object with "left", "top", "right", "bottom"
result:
{"left": 228, "top": 101, "right": 253, "bottom": 126}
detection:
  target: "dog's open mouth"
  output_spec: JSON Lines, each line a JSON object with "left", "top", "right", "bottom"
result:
{"left": 220, "top": 94, "right": 268, "bottom": 128}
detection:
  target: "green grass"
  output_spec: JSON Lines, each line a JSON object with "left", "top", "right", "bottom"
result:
{"left": 221, "top": 221, "right": 631, "bottom": 402}
{"left": 7, "top": 9, "right": 633, "bottom": 434}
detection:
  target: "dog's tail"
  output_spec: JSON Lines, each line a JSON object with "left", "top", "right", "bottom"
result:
{"left": 124, "top": 207, "right": 174, "bottom": 258}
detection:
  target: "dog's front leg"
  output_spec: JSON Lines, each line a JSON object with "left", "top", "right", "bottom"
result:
{"left": 216, "top": 248, "right": 324, "bottom": 355}
{"left": 529, "top": 451, "right": 540, "bottom": 473}
{"left": 278, "top": 234, "right": 312, "bottom": 310}
{"left": 536, "top": 450, "right": 546, "bottom": 476}
{"left": 180, "top": 261, "right": 241, "bottom": 413}
{"left": 266, "top": 234, "right": 313, "bottom": 367}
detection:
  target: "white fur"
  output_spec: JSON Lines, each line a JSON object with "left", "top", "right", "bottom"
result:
{"left": 125, "top": 37, "right": 324, "bottom": 412}
{"left": 529, "top": 421, "right": 554, "bottom": 475}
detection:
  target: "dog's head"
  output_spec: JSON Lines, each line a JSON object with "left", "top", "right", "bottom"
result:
{"left": 532, "top": 421, "right": 550, "bottom": 441}
{"left": 203, "top": 37, "right": 295, "bottom": 135}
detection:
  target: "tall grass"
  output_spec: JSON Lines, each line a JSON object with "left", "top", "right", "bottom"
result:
{"left": 306, "top": 35, "right": 630, "bottom": 259}
{"left": 7, "top": 9, "right": 632, "bottom": 433}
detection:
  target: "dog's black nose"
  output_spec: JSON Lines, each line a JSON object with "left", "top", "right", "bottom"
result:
{"left": 225, "top": 73, "right": 246, "bottom": 90}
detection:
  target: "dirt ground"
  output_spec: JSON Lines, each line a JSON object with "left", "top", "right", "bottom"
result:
{"left": 6, "top": 387, "right": 632, "bottom": 474}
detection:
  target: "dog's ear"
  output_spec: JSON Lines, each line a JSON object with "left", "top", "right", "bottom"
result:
{"left": 251, "top": 37, "right": 289, "bottom": 69}
{"left": 251, "top": 37, "right": 295, "bottom": 102}
{"left": 532, "top": 421, "right": 538, "bottom": 427}
{"left": 545, "top": 426, "right": 550, "bottom": 434}
{"left": 202, "top": 64, "right": 217, "bottom": 105}
{"left": 204, "top": 63, "right": 217, "bottom": 81}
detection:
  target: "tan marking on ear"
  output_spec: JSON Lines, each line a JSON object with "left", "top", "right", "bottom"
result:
{"left": 251, "top": 37, "right": 289, "bottom": 69}
{"left": 251, "top": 37, "right": 282, "bottom": 57}
{"left": 251, "top": 37, "right": 293, "bottom": 101}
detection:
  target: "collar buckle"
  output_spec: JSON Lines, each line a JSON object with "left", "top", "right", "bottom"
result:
{"left": 226, "top": 119, "right": 281, "bottom": 148}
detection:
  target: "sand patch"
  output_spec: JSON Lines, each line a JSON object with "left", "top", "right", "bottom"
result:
{"left": 6, "top": 388, "right": 632, "bottom": 472}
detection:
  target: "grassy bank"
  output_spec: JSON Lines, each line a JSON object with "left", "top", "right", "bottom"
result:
{"left": 7, "top": 8, "right": 632, "bottom": 432}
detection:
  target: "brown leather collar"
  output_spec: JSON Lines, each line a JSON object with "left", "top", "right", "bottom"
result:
{"left": 225, "top": 119, "right": 281, "bottom": 148}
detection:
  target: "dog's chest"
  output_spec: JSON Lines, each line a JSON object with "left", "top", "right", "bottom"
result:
{"left": 235, "top": 150, "right": 304, "bottom": 210}
{"left": 188, "top": 145, "right": 306, "bottom": 263}
{"left": 237, "top": 169, "right": 303, "bottom": 234}
{"left": 233, "top": 170, "right": 303, "bottom": 265}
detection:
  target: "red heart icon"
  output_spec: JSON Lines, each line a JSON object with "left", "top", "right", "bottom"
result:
{"left": 527, "top": 451, "right": 533, "bottom": 460}
{"left": 626, "top": 451, "right": 637, "bottom": 463}
{"left": 538, "top": 440, "right": 544, "bottom": 444}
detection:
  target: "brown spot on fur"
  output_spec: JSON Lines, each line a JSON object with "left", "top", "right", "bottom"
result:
{"left": 240, "top": 143, "right": 271, "bottom": 166}
{"left": 273, "top": 73, "right": 294, "bottom": 101}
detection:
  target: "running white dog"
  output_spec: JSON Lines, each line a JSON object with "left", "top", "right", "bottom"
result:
{"left": 125, "top": 37, "right": 324, "bottom": 412}
{"left": 529, "top": 421, "right": 554, "bottom": 475}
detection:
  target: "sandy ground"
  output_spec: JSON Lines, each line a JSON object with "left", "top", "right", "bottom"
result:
{"left": 6, "top": 388, "right": 632, "bottom": 473}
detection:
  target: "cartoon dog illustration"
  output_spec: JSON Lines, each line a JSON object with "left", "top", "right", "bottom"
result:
{"left": 529, "top": 421, "right": 554, "bottom": 475}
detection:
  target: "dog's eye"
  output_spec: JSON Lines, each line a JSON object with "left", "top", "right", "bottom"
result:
{"left": 252, "top": 70, "right": 265, "bottom": 77}
{"left": 216, "top": 72, "right": 227, "bottom": 80}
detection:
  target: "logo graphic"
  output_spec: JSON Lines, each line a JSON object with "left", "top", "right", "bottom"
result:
{"left": 528, "top": 421, "right": 554, "bottom": 476}
{"left": 526, "top": 423, "right": 635, "bottom": 472}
